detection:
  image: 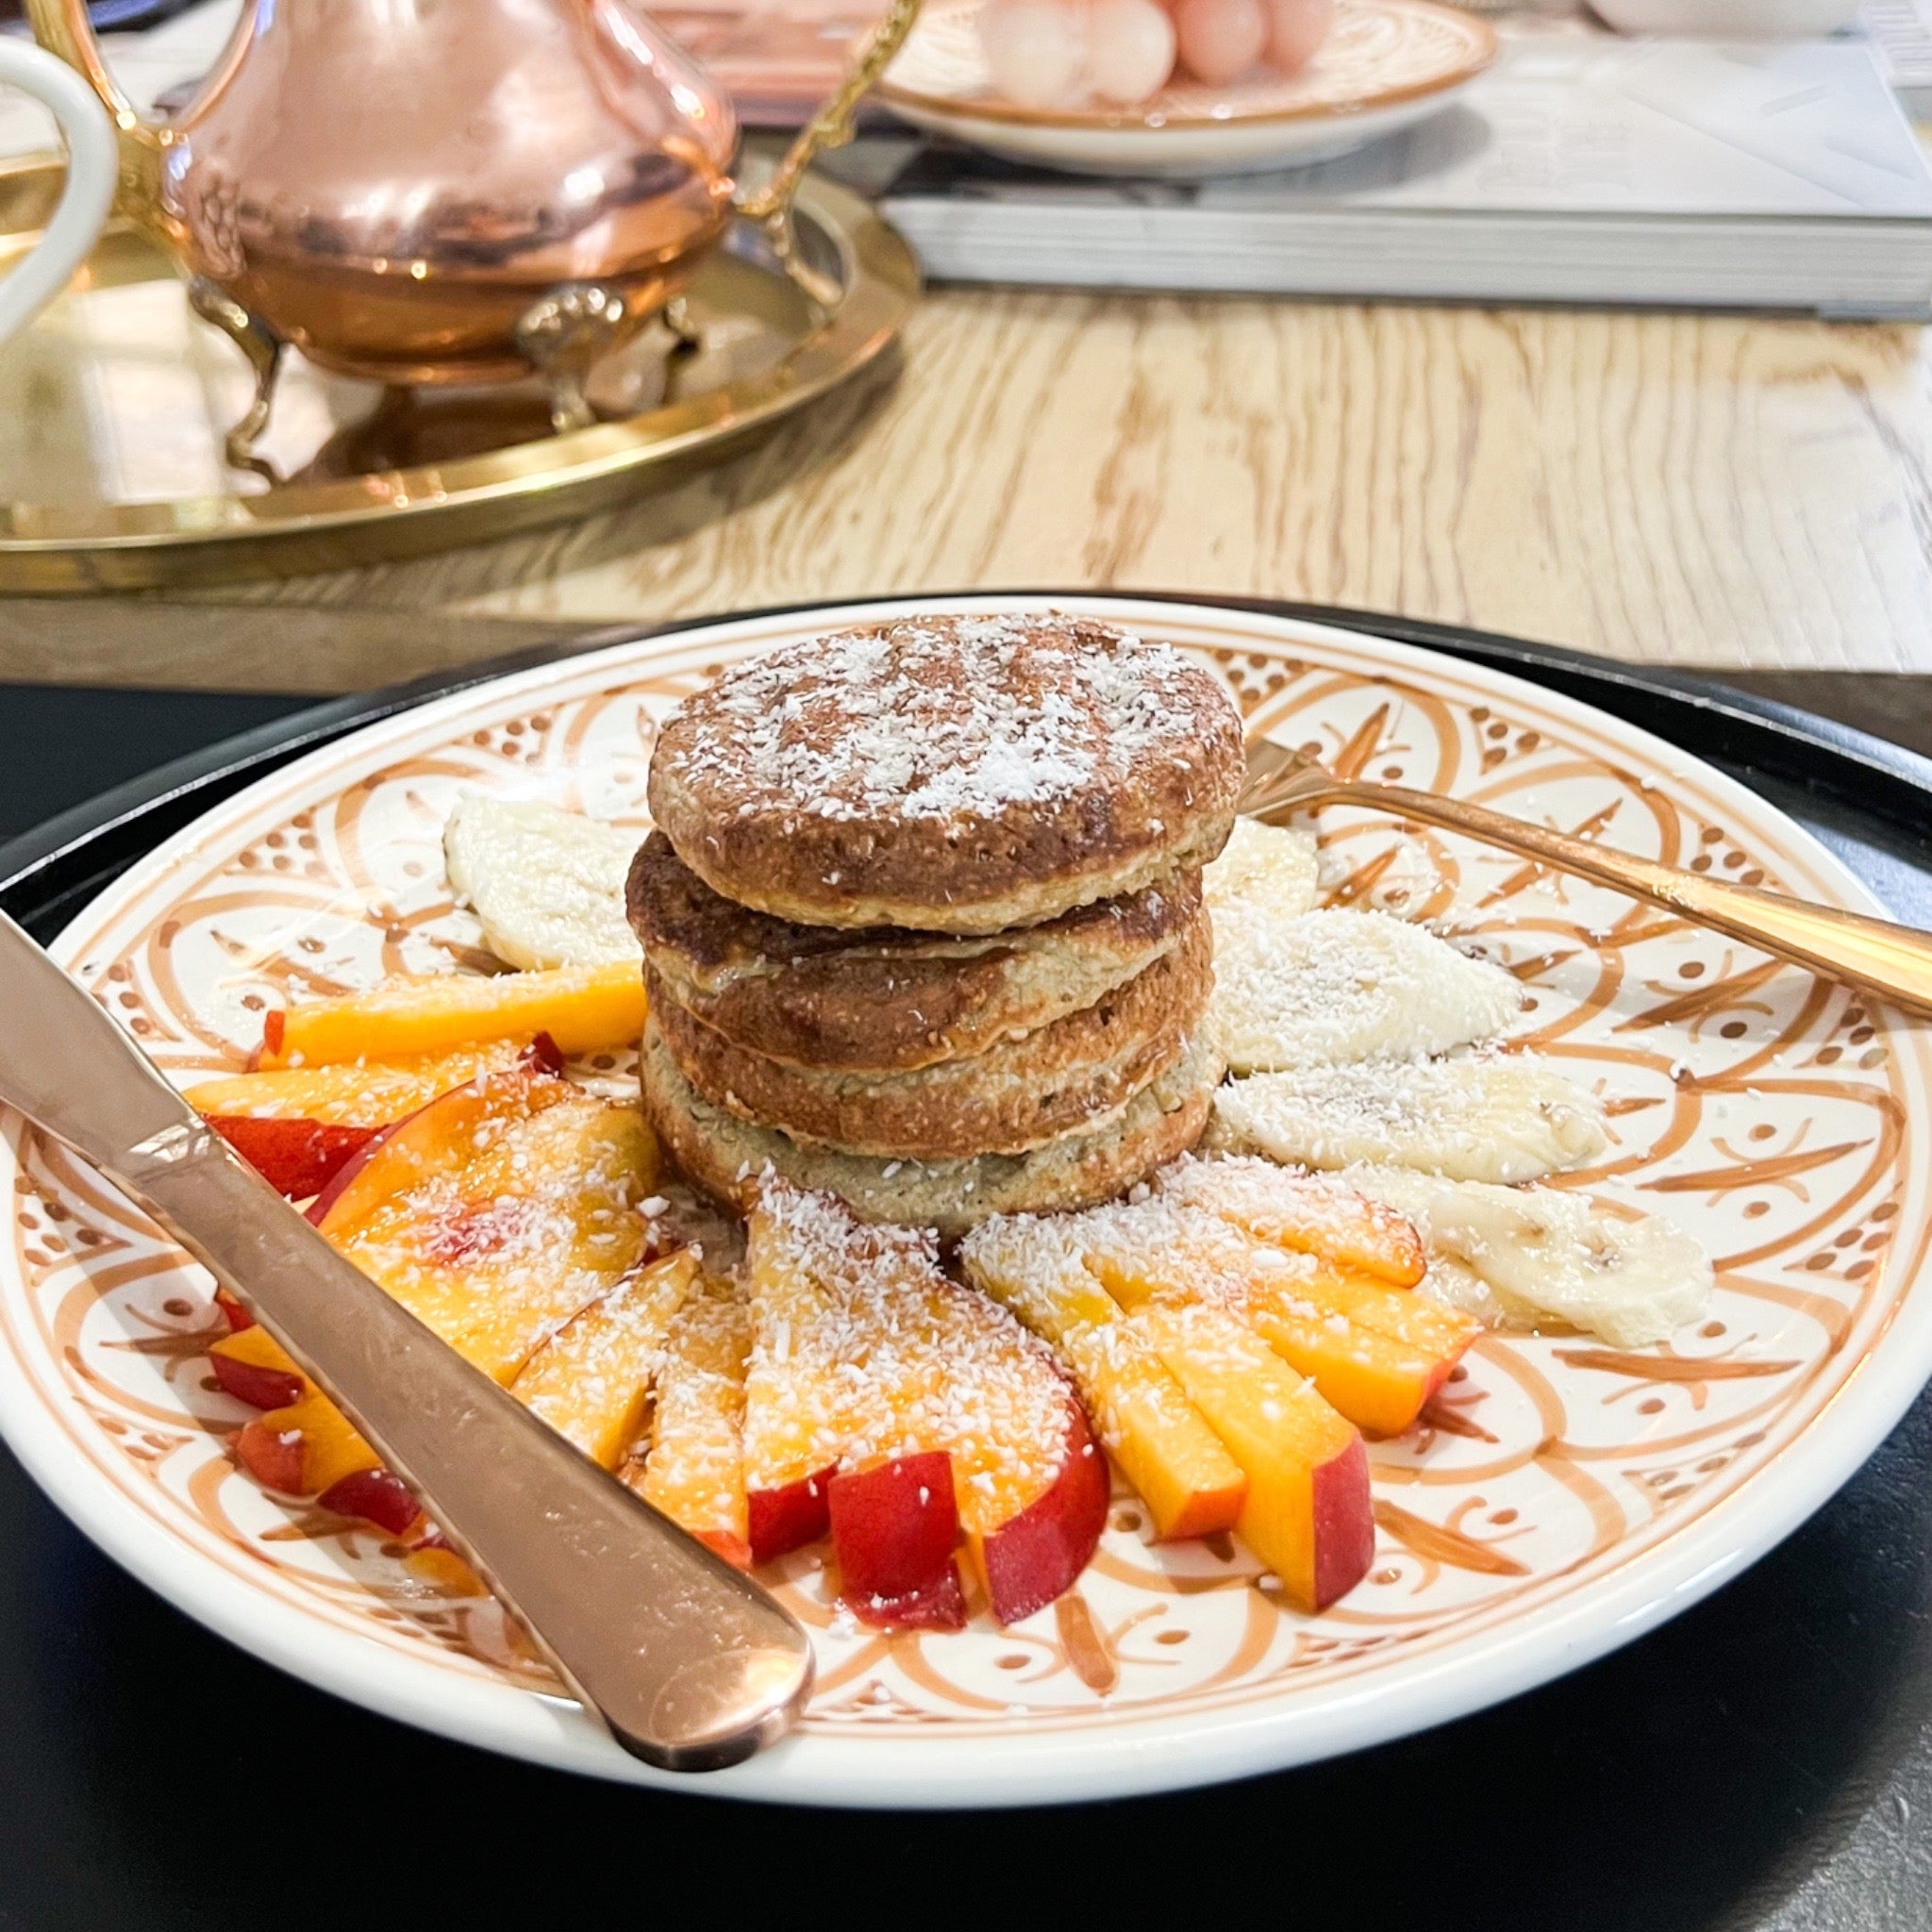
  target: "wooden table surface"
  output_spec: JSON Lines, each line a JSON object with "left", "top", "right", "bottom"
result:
{"left": 6, "top": 290, "right": 1932, "bottom": 693}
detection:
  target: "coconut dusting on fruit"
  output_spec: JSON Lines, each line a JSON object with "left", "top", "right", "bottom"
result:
{"left": 744, "top": 1180, "right": 1074, "bottom": 1527}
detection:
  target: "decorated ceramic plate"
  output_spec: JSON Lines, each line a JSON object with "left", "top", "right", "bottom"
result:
{"left": 876, "top": 0, "right": 1496, "bottom": 178}
{"left": 3, "top": 593, "right": 1928, "bottom": 1807}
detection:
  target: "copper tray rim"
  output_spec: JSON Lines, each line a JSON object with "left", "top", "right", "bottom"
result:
{"left": 0, "top": 159, "right": 921, "bottom": 592}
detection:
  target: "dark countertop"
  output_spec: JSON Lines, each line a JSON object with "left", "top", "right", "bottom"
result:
{"left": 0, "top": 669, "right": 1928, "bottom": 1932}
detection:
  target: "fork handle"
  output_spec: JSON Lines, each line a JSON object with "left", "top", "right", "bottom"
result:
{"left": 1309, "top": 778, "right": 1932, "bottom": 1022}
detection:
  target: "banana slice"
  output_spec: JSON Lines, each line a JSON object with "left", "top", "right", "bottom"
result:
{"left": 1206, "top": 817, "right": 1320, "bottom": 923}
{"left": 443, "top": 794, "right": 640, "bottom": 972}
{"left": 1209, "top": 1053, "right": 1607, "bottom": 1182}
{"left": 1344, "top": 1167, "right": 1712, "bottom": 1348}
{"left": 1208, "top": 907, "right": 1523, "bottom": 1074}
{"left": 1412, "top": 1253, "right": 1537, "bottom": 1329}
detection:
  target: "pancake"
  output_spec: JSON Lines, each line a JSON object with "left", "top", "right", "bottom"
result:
{"left": 649, "top": 908, "right": 1213, "bottom": 1158}
{"left": 642, "top": 1024, "right": 1223, "bottom": 1241}
{"left": 647, "top": 612, "right": 1243, "bottom": 935}
{"left": 629, "top": 830, "right": 1202, "bottom": 1074}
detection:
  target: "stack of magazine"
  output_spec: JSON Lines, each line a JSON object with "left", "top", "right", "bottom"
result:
{"left": 839, "top": 31, "right": 1932, "bottom": 319}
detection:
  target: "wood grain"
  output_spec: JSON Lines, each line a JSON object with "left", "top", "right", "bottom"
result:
{"left": 7, "top": 289, "right": 1932, "bottom": 691}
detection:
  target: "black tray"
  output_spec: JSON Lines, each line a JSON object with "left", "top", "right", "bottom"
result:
{"left": 2, "top": 601, "right": 1929, "bottom": 1932}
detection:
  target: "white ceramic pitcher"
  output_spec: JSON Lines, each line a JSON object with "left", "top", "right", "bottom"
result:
{"left": 0, "top": 39, "right": 115, "bottom": 348}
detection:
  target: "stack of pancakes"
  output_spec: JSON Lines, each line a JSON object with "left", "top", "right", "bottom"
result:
{"left": 631, "top": 613, "right": 1244, "bottom": 1237}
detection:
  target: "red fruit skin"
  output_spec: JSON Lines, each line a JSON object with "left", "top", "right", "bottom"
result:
{"left": 208, "top": 1348, "right": 305, "bottom": 1412}
{"left": 261, "top": 1010, "right": 285, "bottom": 1059}
{"left": 747, "top": 1465, "right": 835, "bottom": 1563}
{"left": 980, "top": 1404, "right": 1112, "bottom": 1626}
{"left": 206, "top": 1116, "right": 380, "bottom": 1201}
{"left": 829, "top": 1452, "right": 960, "bottom": 1603}
{"left": 522, "top": 1031, "right": 565, "bottom": 1076}
{"left": 849, "top": 1561, "right": 968, "bottom": 1632}
{"left": 235, "top": 1420, "right": 305, "bottom": 1495}
{"left": 213, "top": 1289, "right": 253, "bottom": 1332}
{"left": 320, "top": 1467, "right": 422, "bottom": 1536}
{"left": 1310, "top": 1430, "right": 1374, "bottom": 1610}
{"left": 303, "top": 1121, "right": 400, "bottom": 1226}
{"left": 302, "top": 1055, "right": 564, "bottom": 1230}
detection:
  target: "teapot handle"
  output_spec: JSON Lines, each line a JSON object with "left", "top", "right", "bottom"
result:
{"left": 25, "top": 0, "right": 167, "bottom": 227}
{"left": 732, "top": 0, "right": 924, "bottom": 289}
{"left": 25, "top": 0, "right": 249, "bottom": 241}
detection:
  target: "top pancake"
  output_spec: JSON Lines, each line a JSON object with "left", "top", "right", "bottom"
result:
{"left": 646, "top": 612, "right": 1244, "bottom": 934}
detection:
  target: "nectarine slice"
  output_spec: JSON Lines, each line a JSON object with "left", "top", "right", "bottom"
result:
{"left": 960, "top": 1224, "right": 1245, "bottom": 1541}
{"left": 259, "top": 960, "right": 646, "bottom": 1068}
{"left": 829, "top": 1450, "right": 963, "bottom": 1617}
{"left": 746, "top": 1469, "right": 835, "bottom": 1564}
{"left": 318, "top": 1467, "right": 421, "bottom": 1537}
{"left": 319, "top": 1081, "right": 660, "bottom": 1385}
{"left": 1076, "top": 1203, "right": 1455, "bottom": 1438}
{"left": 306, "top": 1059, "right": 575, "bottom": 1231}
{"left": 1289, "top": 1259, "right": 1479, "bottom": 1371}
{"left": 218, "top": 1330, "right": 416, "bottom": 1528}
{"left": 635, "top": 1277, "right": 754, "bottom": 1569}
{"left": 247, "top": 1385, "right": 386, "bottom": 1499}
{"left": 511, "top": 1249, "right": 698, "bottom": 1469}
{"left": 185, "top": 1041, "right": 525, "bottom": 1125}
{"left": 744, "top": 1184, "right": 1107, "bottom": 1621}
{"left": 975, "top": 1405, "right": 1110, "bottom": 1626}
{"left": 1126, "top": 1300, "right": 1373, "bottom": 1612}
{"left": 204, "top": 1116, "right": 381, "bottom": 1200}
{"left": 1160, "top": 1157, "right": 1427, "bottom": 1286}
{"left": 742, "top": 1193, "right": 849, "bottom": 1548}
{"left": 208, "top": 1324, "right": 305, "bottom": 1411}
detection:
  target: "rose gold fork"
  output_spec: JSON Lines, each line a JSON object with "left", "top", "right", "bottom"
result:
{"left": 1241, "top": 739, "right": 1932, "bottom": 1021}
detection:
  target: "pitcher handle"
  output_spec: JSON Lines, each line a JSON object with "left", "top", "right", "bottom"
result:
{"left": 0, "top": 42, "right": 116, "bottom": 347}
{"left": 25, "top": 0, "right": 250, "bottom": 238}
{"left": 732, "top": 0, "right": 924, "bottom": 282}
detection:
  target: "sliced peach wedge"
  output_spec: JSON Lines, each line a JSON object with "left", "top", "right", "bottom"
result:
{"left": 1126, "top": 1299, "right": 1371, "bottom": 1613}
{"left": 186, "top": 1041, "right": 528, "bottom": 1198}
{"left": 312, "top": 1061, "right": 662, "bottom": 1386}
{"left": 965, "top": 1187, "right": 1381, "bottom": 1612}
{"left": 741, "top": 1194, "right": 845, "bottom": 1563}
{"left": 210, "top": 1061, "right": 677, "bottom": 1538}
{"left": 743, "top": 1183, "right": 1108, "bottom": 1629}
{"left": 1157, "top": 1156, "right": 1479, "bottom": 1418}
{"left": 1159, "top": 1156, "right": 1428, "bottom": 1287}
{"left": 510, "top": 1249, "right": 698, "bottom": 1470}
{"left": 258, "top": 959, "right": 646, "bottom": 1069}
{"left": 1088, "top": 1222, "right": 1454, "bottom": 1441}
{"left": 212, "top": 1321, "right": 422, "bottom": 1536}
{"left": 185, "top": 1041, "right": 529, "bottom": 1122}
{"left": 634, "top": 1276, "right": 755, "bottom": 1571}
{"left": 959, "top": 1218, "right": 1246, "bottom": 1542}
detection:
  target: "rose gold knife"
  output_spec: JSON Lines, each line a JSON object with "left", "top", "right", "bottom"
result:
{"left": 0, "top": 908, "right": 812, "bottom": 1772}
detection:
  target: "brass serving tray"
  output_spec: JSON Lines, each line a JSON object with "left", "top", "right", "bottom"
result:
{"left": 0, "top": 158, "right": 919, "bottom": 591}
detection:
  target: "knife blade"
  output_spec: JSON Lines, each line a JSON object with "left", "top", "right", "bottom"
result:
{"left": 0, "top": 908, "right": 813, "bottom": 1771}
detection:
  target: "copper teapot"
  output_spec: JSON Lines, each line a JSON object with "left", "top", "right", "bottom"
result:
{"left": 26, "top": 0, "right": 921, "bottom": 471}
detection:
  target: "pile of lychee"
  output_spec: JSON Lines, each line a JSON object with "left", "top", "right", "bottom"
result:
{"left": 979, "top": 0, "right": 1335, "bottom": 109}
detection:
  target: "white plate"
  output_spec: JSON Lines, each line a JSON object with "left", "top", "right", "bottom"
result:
{"left": 877, "top": 0, "right": 1496, "bottom": 177}
{"left": 3, "top": 593, "right": 1929, "bottom": 1807}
